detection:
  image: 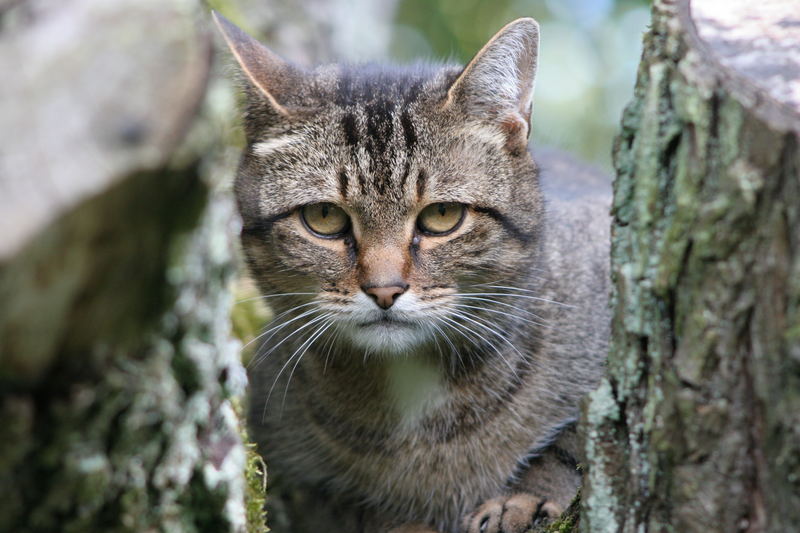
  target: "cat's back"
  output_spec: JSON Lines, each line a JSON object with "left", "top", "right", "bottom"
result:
{"left": 533, "top": 148, "right": 612, "bottom": 384}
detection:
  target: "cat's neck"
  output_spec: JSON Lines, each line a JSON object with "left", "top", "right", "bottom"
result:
{"left": 297, "top": 333, "right": 531, "bottom": 431}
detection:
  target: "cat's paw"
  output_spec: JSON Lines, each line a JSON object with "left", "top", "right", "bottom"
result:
{"left": 461, "top": 494, "right": 562, "bottom": 533}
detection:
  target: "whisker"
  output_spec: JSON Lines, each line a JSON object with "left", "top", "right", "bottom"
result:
{"left": 449, "top": 303, "right": 549, "bottom": 329}
{"left": 444, "top": 310, "right": 521, "bottom": 377}
{"left": 235, "top": 291, "right": 317, "bottom": 304}
{"left": 428, "top": 318, "right": 462, "bottom": 371}
{"left": 453, "top": 291, "right": 574, "bottom": 308}
{"left": 437, "top": 314, "right": 485, "bottom": 353}
{"left": 481, "top": 285, "right": 574, "bottom": 307}
{"left": 436, "top": 314, "right": 512, "bottom": 385}
{"left": 243, "top": 302, "right": 321, "bottom": 352}
{"left": 282, "top": 319, "right": 336, "bottom": 411}
{"left": 322, "top": 324, "right": 345, "bottom": 374}
{"left": 452, "top": 295, "right": 549, "bottom": 322}
{"left": 262, "top": 317, "right": 334, "bottom": 421}
{"left": 249, "top": 311, "right": 332, "bottom": 369}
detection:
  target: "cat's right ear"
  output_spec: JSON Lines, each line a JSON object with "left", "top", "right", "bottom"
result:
{"left": 212, "top": 11, "right": 299, "bottom": 116}
{"left": 444, "top": 18, "right": 539, "bottom": 153}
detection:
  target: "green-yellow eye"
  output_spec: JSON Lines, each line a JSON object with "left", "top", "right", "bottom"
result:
{"left": 417, "top": 202, "right": 466, "bottom": 235}
{"left": 301, "top": 203, "right": 350, "bottom": 237}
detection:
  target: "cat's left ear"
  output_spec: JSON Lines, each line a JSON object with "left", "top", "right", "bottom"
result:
{"left": 212, "top": 10, "right": 301, "bottom": 117}
{"left": 445, "top": 18, "right": 539, "bottom": 152}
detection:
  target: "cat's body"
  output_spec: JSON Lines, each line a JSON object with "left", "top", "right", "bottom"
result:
{"left": 215, "top": 12, "right": 610, "bottom": 533}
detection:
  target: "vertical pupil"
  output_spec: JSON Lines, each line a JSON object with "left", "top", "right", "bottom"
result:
{"left": 321, "top": 204, "right": 329, "bottom": 218}
{"left": 437, "top": 203, "right": 446, "bottom": 217}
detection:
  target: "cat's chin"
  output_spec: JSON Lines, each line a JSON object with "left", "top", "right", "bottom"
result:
{"left": 342, "top": 320, "right": 430, "bottom": 356}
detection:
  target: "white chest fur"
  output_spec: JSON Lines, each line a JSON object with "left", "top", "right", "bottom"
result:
{"left": 384, "top": 356, "right": 449, "bottom": 427}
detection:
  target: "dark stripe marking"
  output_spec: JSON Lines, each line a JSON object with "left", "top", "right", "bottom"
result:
{"left": 338, "top": 169, "right": 349, "bottom": 199}
{"left": 342, "top": 113, "right": 359, "bottom": 146}
{"left": 416, "top": 169, "right": 427, "bottom": 200}
{"left": 399, "top": 159, "right": 411, "bottom": 193}
{"left": 400, "top": 109, "right": 417, "bottom": 151}
{"left": 473, "top": 205, "right": 536, "bottom": 244}
{"left": 241, "top": 211, "right": 293, "bottom": 235}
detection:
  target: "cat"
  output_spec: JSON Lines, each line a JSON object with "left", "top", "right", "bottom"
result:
{"left": 214, "top": 10, "right": 610, "bottom": 533}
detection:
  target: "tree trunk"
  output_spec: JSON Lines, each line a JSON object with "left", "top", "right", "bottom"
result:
{"left": 0, "top": 2, "right": 250, "bottom": 532}
{"left": 583, "top": 1, "right": 800, "bottom": 532}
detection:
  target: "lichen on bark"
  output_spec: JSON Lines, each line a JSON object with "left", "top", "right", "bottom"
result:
{"left": 583, "top": 0, "right": 800, "bottom": 531}
{"left": 0, "top": 1, "right": 255, "bottom": 531}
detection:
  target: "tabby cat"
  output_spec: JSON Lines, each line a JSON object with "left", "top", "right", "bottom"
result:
{"left": 214, "top": 11, "right": 610, "bottom": 533}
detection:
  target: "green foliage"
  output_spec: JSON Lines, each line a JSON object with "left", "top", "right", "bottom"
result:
{"left": 231, "top": 279, "right": 273, "bottom": 366}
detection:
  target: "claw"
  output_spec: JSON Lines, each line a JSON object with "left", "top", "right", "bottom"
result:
{"left": 462, "top": 494, "right": 561, "bottom": 533}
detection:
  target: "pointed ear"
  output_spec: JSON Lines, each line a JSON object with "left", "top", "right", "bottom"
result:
{"left": 445, "top": 18, "right": 539, "bottom": 150}
{"left": 211, "top": 10, "right": 301, "bottom": 116}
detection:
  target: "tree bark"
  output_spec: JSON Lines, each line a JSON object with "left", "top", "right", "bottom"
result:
{"left": 583, "top": 1, "right": 800, "bottom": 532}
{"left": 0, "top": 2, "right": 250, "bottom": 532}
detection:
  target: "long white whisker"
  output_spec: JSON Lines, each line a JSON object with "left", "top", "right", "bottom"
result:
{"left": 247, "top": 309, "right": 323, "bottom": 368}
{"left": 281, "top": 320, "right": 336, "bottom": 410}
{"left": 480, "top": 286, "right": 574, "bottom": 307}
{"left": 437, "top": 314, "right": 485, "bottom": 352}
{"left": 449, "top": 303, "right": 549, "bottom": 328}
{"left": 444, "top": 310, "right": 521, "bottom": 377}
{"left": 262, "top": 316, "right": 334, "bottom": 421}
{"left": 322, "top": 324, "right": 345, "bottom": 375}
{"left": 429, "top": 318, "right": 462, "bottom": 370}
{"left": 453, "top": 295, "right": 549, "bottom": 321}
{"left": 436, "top": 314, "right": 510, "bottom": 385}
{"left": 235, "top": 292, "right": 317, "bottom": 304}
{"left": 243, "top": 302, "right": 321, "bottom": 352}
{"left": 453, "top": 291, "right": 574, "bottom": 308}
{"left": 250, "top": 311, "right": 332, "bottom": 369}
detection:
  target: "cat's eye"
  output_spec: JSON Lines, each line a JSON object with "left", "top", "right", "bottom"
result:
{"left": 301, "top": 203, "right": 350, "bottom": 237}
{"left": 417, "top": 202, "right": 466, "bottom": 235}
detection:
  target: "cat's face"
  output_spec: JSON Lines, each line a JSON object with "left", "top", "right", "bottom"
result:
{"left": 217, "top": 14, "right": 542, "bottom": 354}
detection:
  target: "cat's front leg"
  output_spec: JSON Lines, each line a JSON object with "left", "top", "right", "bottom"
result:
{"left": 461, "top": 493, "right": 561, "bottom": 533}
{"left": 462, "top": 425, "right": 581, "bottom": 533}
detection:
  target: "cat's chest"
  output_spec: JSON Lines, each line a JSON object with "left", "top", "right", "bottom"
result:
{"left": 383, "top": 356, "right": 449, "bottom": 428}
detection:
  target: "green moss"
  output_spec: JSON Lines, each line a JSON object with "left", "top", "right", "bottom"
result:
{"left": 234, "top": 398, "right": 269, "bottom": 533}
{"left": 244, "top": 442, "right": 269, "bottom": 533}
{"left": 530, "top": 492, "right": 580, "bottom": 533}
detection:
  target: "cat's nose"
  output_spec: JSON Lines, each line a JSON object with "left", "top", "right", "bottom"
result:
{"left": 363, "top": 284, "right": 408, "bottom": 310}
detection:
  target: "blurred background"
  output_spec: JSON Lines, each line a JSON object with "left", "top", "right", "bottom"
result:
{"left": 391, "top": 0, "right": 651, "bottom": 170}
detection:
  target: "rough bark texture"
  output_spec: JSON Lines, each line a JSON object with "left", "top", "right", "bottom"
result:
{"left": 0, "top": 2, "right": 249, "bottom": 532}
{"left": 583, "top": 1, "right": 800, "bottom": 532}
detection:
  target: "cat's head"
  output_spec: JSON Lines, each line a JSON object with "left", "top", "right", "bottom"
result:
{"left": 216, "top": 12, "right": 544, "bottom": 355}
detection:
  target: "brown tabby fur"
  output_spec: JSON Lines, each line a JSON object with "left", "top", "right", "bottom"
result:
{"left": 214, "top": 11, "right": 610, "bottom": 533}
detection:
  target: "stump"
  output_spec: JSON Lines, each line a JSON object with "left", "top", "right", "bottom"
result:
{"left": 583, "top": 1, "right": 800, "bottom": 532}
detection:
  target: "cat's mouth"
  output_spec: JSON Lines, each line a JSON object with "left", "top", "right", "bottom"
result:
{"left": 345, "top": 314, "right": 428, "bottom": 353}
{"left": 358, "top": 316, "right": 412, "bottom": 327}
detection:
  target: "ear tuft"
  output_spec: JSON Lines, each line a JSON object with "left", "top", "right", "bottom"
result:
{"left": 445, "top": 18, "right": 539, "bottom": 146}
{"left": 211, "top": 10, "right": 299, "bottom": 116}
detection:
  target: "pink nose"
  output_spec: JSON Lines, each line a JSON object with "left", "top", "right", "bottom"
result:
{"left": 363, "top": 284, "right": 408, "bottom": 309}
